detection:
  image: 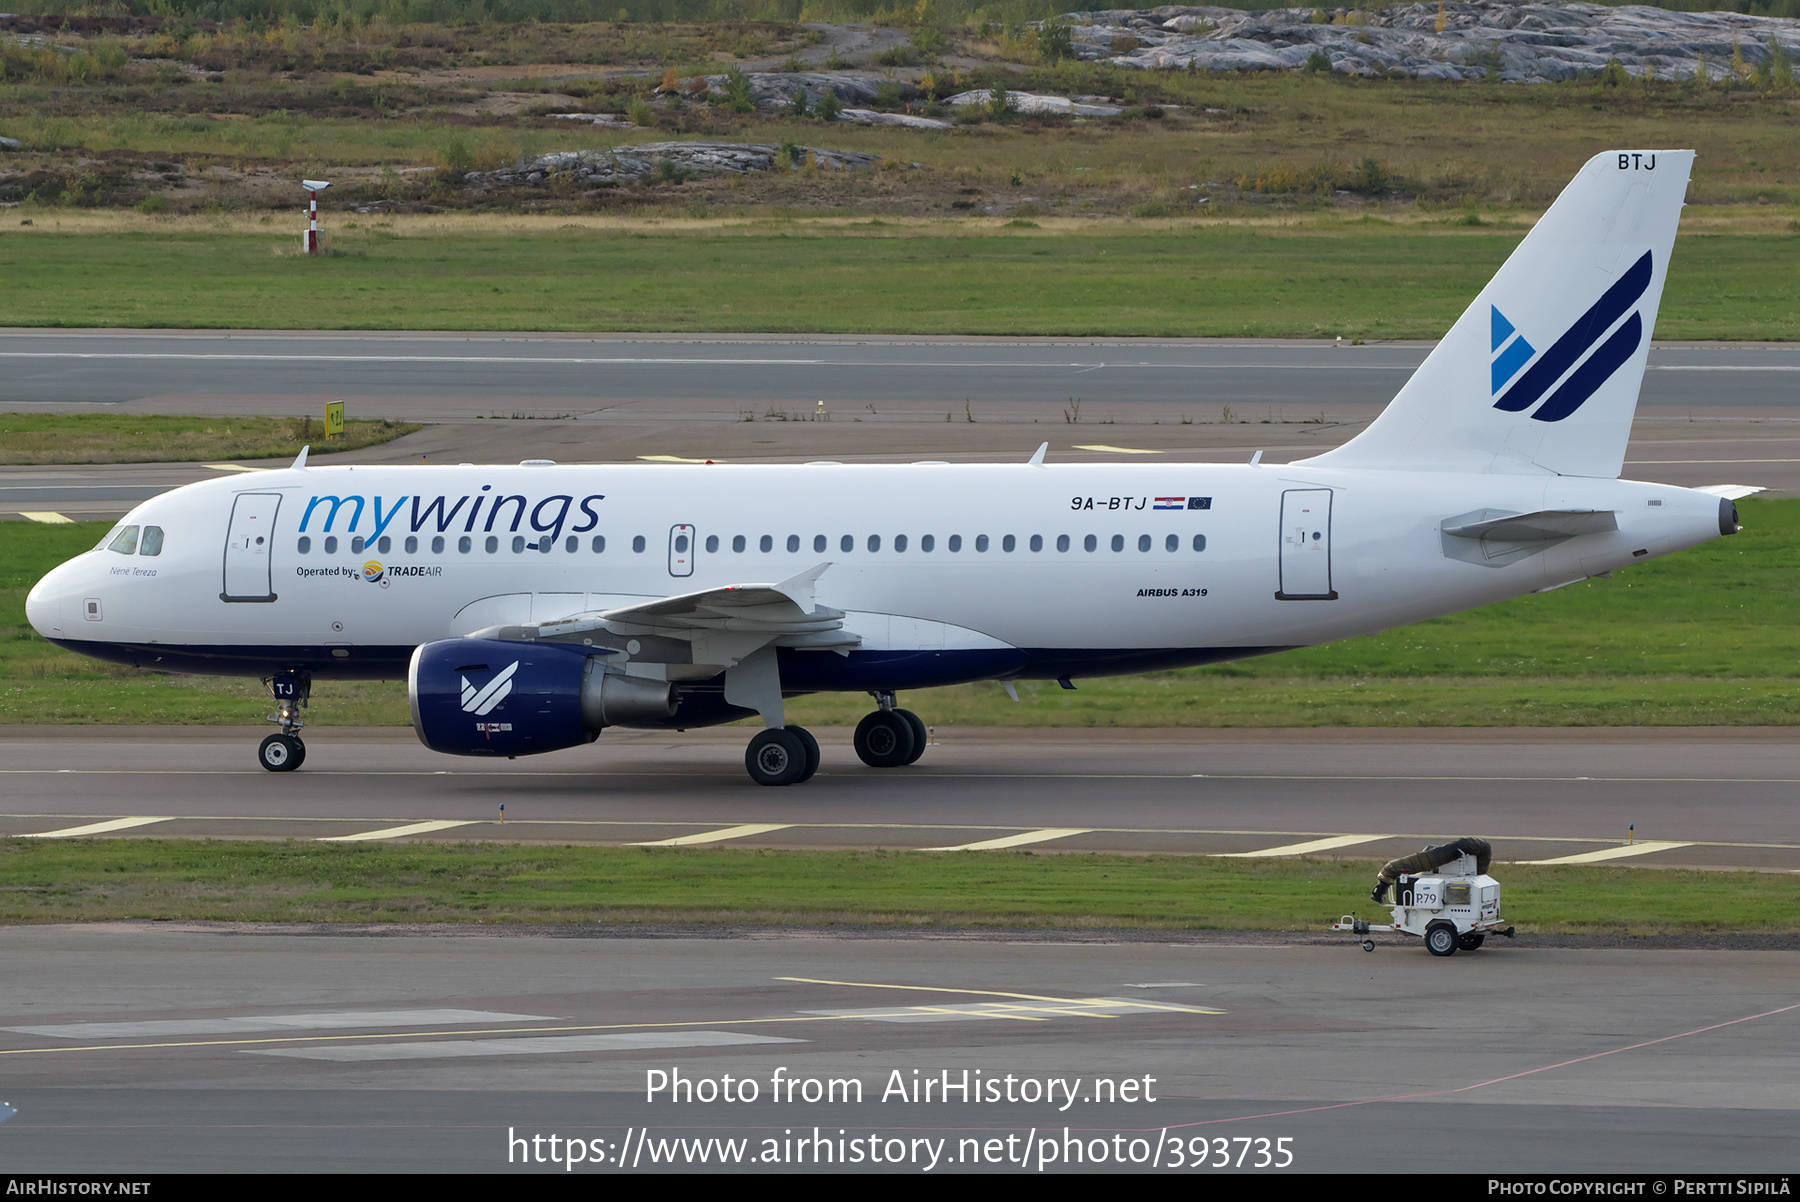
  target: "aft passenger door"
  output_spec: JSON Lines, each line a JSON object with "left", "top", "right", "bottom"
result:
{"left": 667, "top": 524, "right": 695, "bottom": 577}
{"left": 1276, "top": 488, "right": 1336, "bottom": 600}
{"left": 222, "top": 492, "right": 281, "bottom": 603}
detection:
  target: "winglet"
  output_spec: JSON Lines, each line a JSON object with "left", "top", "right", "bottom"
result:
{"left": 1028, "top": 442, "right": 1048, "bottom": 467}
{"left": 291, "top": 445, "right": 309, "bottom": 470}
{"left": 772, "top": 562, "right": 832, "bottom": 613}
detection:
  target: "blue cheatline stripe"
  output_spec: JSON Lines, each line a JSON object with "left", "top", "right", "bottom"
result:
{"left": 1530, "top": 311, "right": 1643, "bottom": 423}
{"left": 1491, "top": 333, "right": 1536, "bottom": 393}
{"left": 1491, "top": 305, "right": 1515, "bottom": 352}
{"left": 1493, "top": 250, "right": 1653, "bottom": 414}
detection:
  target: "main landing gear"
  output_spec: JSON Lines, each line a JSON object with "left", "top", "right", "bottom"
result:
{"left": 853, "top": 691, "right": 927, "bottom": 769}
{"left": 739, "top": 691, "right": 929, "bottom": 785}
{"left": 258, "top": 672, "right": 310, "bottom": 772}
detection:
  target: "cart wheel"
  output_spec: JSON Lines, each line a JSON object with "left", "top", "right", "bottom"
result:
{"left": 1457, "top": 932, "right": 1486, "bottom": 951}
{"left": 1425, "top": 922, "right": 1459, "bottom": 957}
{"left": 1361, "top": 940, "right": 1375, "bottom": 953}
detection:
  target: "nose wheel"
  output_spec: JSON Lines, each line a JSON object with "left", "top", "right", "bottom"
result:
{"left": 258, "top": 733, "right": 305, "bottom": 772}
{"left": 259, "top": 671, "right": 311, "bottom": 772}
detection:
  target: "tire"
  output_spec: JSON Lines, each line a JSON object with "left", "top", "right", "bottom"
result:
{"left": 1457, "top": 932, "right": 1486, "bottom": 951}
{"left": 789, "top": 725, "right": 820, "bottom": 783}
{"left": 1361, "top": 940, "right": 1376, "bottom": 953}
{"left": 745, "top": 728, "right": 807, "bottom": 787}
{"left": 853, "top": 710, "right": 916, "bottom": 768}
{"left": 258, "top": 733, "right": 302, "bottom": 773}
{"left": 893, "top": 709, "right": 928, "bottom": 765}
{"left": 1425, "top": 922, "right": 1459, "bottom": 957}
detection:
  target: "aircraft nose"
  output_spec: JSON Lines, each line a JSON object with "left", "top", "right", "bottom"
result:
{"left": 26, "top": 558, "right": 82, "bottom": 638}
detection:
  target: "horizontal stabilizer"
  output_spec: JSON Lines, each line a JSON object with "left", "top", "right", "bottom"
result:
{"left": 1692, "top": 484, "right": 1766, "bottom": 501}
{"left": 1442, "top": 509, "right": 1618, "bottom": 542}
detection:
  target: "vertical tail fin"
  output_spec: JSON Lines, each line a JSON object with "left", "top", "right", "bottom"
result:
{"left": 1298, "top": 150, "right": 1692, "bottom": 479}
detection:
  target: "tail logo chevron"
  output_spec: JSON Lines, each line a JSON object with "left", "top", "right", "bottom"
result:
{"left": 1490, "top": 250, "right": 1652, "bottom": 424}
{"left": 459, "top": 661, "right": 518, "bottom": 716}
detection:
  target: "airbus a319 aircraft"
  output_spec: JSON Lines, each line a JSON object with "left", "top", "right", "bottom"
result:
{"left": 28, "top": 150, "right": 1756, "bottom": 785}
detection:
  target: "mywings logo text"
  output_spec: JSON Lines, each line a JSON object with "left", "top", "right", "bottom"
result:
{"left": 460, "top": 661, "right": 518, "bottom": 716}
{"left": 1489, "top": 249, "right": 1652, "bottom": 424}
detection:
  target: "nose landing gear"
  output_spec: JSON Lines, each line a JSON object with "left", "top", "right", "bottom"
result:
{"left": 259, "top": 672, "right": 310, "bottom": 772}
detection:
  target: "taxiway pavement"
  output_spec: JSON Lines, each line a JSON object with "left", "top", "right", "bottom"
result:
{"left": 0, "top": 924, "right": 1793, "bottom": 1173}
{"left": 3, "top": 726, "right": 1796, "bottom": 871}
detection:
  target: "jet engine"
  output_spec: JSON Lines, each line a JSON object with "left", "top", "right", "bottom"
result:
{"left": 409, "top": 637, "right": 675, "bottom": 757}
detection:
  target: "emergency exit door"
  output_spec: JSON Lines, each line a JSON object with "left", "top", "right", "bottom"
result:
{"left": 222, "top": 492, "right": 281, "bottom": 602}
{"left": 1276, "top": 489, "right": 1336, "bottom": 600}
{"left": 668, "top": 524, "right": 695, "bottom": 577}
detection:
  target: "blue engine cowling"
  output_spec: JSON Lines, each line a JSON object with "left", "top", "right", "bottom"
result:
{"left": 409, "top": 637, "right": 598, "bottom": 757}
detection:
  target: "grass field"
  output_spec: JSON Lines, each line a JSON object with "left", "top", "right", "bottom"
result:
{"left": 0, "top": 413, "right": 420, "bottom": 465}
{"left": 1, "top": 222, "right": 1797, "bottom": 338}
{"left": 0, "top": 839, "right": 1790, "bottom": 932}
{"left": 4, "top": 500, "right": 1797, "bottom": 728}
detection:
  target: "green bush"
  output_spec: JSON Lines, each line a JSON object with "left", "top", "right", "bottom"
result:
{"left": 135, "top": 194, "right": 170, "bottom": 215}
{"left": 814, "top": 87, "right": 841, "bottom": 121}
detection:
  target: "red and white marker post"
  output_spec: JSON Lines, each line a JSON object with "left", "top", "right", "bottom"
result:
{"left": 301, "top": 179, "right": 330, "bottom": 255}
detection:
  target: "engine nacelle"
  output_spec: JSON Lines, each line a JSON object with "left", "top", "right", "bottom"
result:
{"left": 409, "top": 638, "right": 674, "bottom": 757}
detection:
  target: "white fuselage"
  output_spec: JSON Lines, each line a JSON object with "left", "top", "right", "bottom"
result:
{"left": 27, "top": 460, "right": 1726, "bottom": 690}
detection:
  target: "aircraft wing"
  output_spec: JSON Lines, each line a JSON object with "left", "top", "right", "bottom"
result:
{"left": 466, "top": 563, "right": 859, "bottom": 674}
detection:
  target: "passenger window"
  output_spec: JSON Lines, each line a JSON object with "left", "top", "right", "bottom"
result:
{"left": 921, "top": 534, "right": 934, "bottom": 552}
{"left": 1111, "top": 535, "right": 1124, "bottom": 552}
{"left": 538, "top": 537, "right": 553, "bottom": 554}
{"left": 894, "top": 534, "right": 907, "bottom": 552}
{"left": 1029, "top": 535, "right": 1043, "bottom": 552}
{"left": 1192, "top": 534, "right": 1207, "bottom": 552}
{"left": 1002, "top": 535, "right": 1016, "bottom": 552}
{"left": 632, "top": 535, "right": 646, "bottom": 553}
{"left": 1165, "top": 534, "right": 1178, "bottom": 552}
{"left": 107, "top": 526, "right": 139, "bottom": 555}
{"left": 814, "top": 535, "right": 827, "bottom": 553}
{"left": 760, "top": 534, "right": 773, "bottom": 553}
{"left": 1138, "top": 534, "right": 1152, "bottom": 552}
{"left": 948, "top": 535, "right": 962, "bottom": 552}
{"left": 867, "top": 534, "right": 881, "bottom": 552}
{"left": 787, "top": 534, "right": 800, "bottom": 553}
{"left": 485, "top": 535, "right": 499, "bottom": 553}
{"left": 432, "top": 536, "right": 445, "bottom": 553}
{"left": 401, "top": 536, "right": 415, "bottom": 554}
{"left": 565, "top": 536, "right": 577, "bottom": 553}
{"left": 975, "top": 535, "right": 989, "bottom": 552}
{"left": 1056, "top": 534, "right": 1069, "bottom": 552}
{"left": 297, "top": 536, "right": 312, "bottom": 554}
{"left": 592, "top": 535, "right": 607, "bottom": 553}
{"left": 733, "top": 535, "right": 746, "bottom": 553}
{"left": 840, "top": 535, "right": 853, "bottom": 553}
{"left": 139, "top": 526, "right": 164, "bottom": 556}
{"left": 351, "top": 536, "right": 365, "bottom": 553}
{"left": 512, "top": 536, "right": 526, "bottom": 553}
{"left": 1084, "top": 534, "right": 1097, "bottom": 552}
{"left": 458, "top": 535, "right": 472, "bottom": 554}
{"left": 675, "top": 534, "right": 690, "bottom": 553}
{"left": 324, "top": 536, "right": 339, "bottom": 554}
{"left": 705, "top": 535, "right": 719, "bottom": 553}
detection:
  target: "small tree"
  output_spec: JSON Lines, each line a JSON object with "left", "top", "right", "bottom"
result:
{"left": 1305, "top": 49, "right": 1331, "bottom": 73}
{"left": 986, "top": 80, "right": 1011, "bottom": 119}
{"left": 815, "top": 87, "right": 842, "bottom": 121}
{"left": 788, "top": 87, "right": 809, "bottom": 117}
{"left": 1037, "top": 20, "right": 1073, "bottom": 64}
{"left": 723, "top": 65, "right": 755, "bottom": 113}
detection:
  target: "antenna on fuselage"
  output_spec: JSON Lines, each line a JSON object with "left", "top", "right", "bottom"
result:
{"left": 291, "top": 445, "right": 310, "bottom": 470}
{"left": 1028, "top": 442, "right": 1048, "bottom": 467}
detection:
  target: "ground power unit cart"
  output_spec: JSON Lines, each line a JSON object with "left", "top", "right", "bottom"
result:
{"left": 1331, "top": 837, "right": 1516, "bottom": 956}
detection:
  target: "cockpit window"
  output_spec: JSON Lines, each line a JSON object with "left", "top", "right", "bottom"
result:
{"left": 139, "top": 526, "right": 164, "bottom": 557}
{"left": 106, "top": 526, "right": 140, "bottom": 555}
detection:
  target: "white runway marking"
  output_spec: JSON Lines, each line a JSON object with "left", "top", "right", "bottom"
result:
{"left": 318, "top": 819, "right": 477, "bottom": 842}
{"left": 637, "top": 454, "right": 714, "bottom": 463}
{"left": 201, "top": 463, "right": 266, "bottom": 473}
{"left": 20, "top": 816, "right": 170, "bottom": 839}
{"left": 17, "top": 511, "right": 73, "bottom": 523}
{"left": 803, "top": 997, "right": 1223, "bottom": 1023}
{"left": 630, "top": 823, "right": 791, "bottom": 847}
{"left": 1071, "top": 444, "right": 1161, "bottom": 455}
{"left": 924, "top": 828, "right": 1091, "bottom": 851}
{"left": 248, "top": 1030, "right": 802, "bottom": 1062}
{"left": 1521, "top": 840, "right": 1694, "bottom": 865}
{"left": 1218, "top": 834, "right": 1388, "bottom": 858}
{"left": 5, "top": 1009, "right": 558, "bottom": 1039}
